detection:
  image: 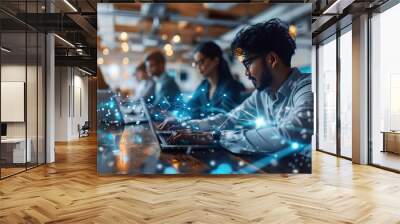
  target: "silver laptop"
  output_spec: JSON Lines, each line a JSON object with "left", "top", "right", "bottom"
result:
{"left": 116, "top": 97, "right": 148, "bottom": 125}
{"left": 141, "top": 99, "right": 222, "bottom": 150}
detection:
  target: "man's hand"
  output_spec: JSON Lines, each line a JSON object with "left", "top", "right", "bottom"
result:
{"left": 167, "top": 131, "right": 213, "bottom": 145}
{"left": 157, "top": 117, "right": 178, "bottom": 130}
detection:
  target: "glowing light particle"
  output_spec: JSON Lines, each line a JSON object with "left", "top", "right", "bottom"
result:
{"left": 291, "top": 142, "right": 299, "bottom": 150}
{"left": 255, "top": 117, "right": 266, "bottom": 128}
{"left": 210, "top": 160, "right": 216, "bottom": 166}
{"left": 164, "top": 167, "right": 178, "bottom": 174}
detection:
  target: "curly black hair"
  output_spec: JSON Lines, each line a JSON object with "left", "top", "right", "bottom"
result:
{"left": 231, "top": 18, "right": 296, "bottom": 66}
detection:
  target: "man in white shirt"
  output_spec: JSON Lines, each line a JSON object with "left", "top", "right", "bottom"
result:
{"left": 161, "top": 19, "right": 313, "bottom": 157}
{"left": 145, "top": 51, "right": 180, "bottom": 108}
{"left": 132, "top": 62, "right": 155, "bottom": 101}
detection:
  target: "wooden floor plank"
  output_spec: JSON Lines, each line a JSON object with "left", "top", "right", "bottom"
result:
{"left": 0, "top": 135, "right": 400, "bottom": 223}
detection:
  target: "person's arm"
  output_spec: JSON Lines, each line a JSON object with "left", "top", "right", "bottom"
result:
{"left": 218, "top": 79, "right": 313, "bottom": 154}
{"left": 184, "top": 83, "right": 205, "bottom": 120}
{"left": 187, "top": 90, "right": 259, "bottom": 131}
{"left": 218, "top": 80, "right": 243, "bottom": 113}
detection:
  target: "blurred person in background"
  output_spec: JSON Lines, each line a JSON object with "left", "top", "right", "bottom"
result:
{"left": 145, "top": 50, "right": 181, "bottom": 108}
{"left": 132, "top": 62, "right": 155, "bottom": 102}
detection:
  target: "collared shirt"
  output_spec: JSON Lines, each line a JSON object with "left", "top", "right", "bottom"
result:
{"left": 134, "top": 79, "right": 155, "bottom": 101}
{"left": 187, "top": 68, "right": 313, "bottom": 154}
{"left": 153, "top": 72, "right": 166, "bottom": 97}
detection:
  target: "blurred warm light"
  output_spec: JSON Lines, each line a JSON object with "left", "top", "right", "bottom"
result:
{"left": 102, "top": 48, "right": 109, "bottom": 55}
{"left": 121, "top": 42, "right": 129, "bottom": 52}
{"left": 172, "top": 34, "right": 181, "bottom": 43}
{"left": 165, "top": 49, "right": 174, "bottom": 57}
{"left": 164, "top": 43, "right": 172, "bottom": 51}
{"left": 161, "top": 34, "right": 168, "bottom": 40}
{"left": 178, "top": 21, "right": 188, "bottom": 29}
{"left": 97, "top": 57, "right": 104, "bottom": 65}
{"left": 289, "top": 25, "right": 297, "bottom": 40}
{"left": 122, "top": 57, "right": 130, "bottom": 65}
{"left": 195, "top": 26, "right": 203, "bottom": 33}
{"left": 120, "top": 32, "right": 128, "bottom": 41}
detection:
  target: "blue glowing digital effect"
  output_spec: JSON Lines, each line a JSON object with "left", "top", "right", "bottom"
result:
{"left": 134, "top": 135, "right": 143, "bottom": 144}
{"left": 291, "top": 142, "right": 299, "bottom": 149}
{"left": 164, "top": 167, "right": 178, "bottom": 174}
{"left": 109, "top": 101, "right": 115, "bottom": 109}
{"left": 210, "top": 163, "right": 233, "bottom": 174}
{"left": 299, "top": 66, "right": 312, "bottom": 74}
{"left": 255, "top": 117, "right": 266, "bottom": 128}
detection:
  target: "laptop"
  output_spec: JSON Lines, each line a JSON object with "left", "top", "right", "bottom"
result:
{"left": 115, "top": 96, "right": 148, "bottom": 125}
{"left": 141, "top": 99, "right": 222, "bottom": 150}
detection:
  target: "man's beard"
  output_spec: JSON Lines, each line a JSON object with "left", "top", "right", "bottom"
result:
{"left": 249, "top": 62, "right": 272, "bottom": 91}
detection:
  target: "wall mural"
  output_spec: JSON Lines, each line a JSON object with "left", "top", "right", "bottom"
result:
{"left": 97, "top": 3, "right": 313, "bottom": 175}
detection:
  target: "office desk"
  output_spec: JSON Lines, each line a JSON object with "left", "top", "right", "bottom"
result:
{"left": 382, "top": 131, "right": 400, "bottom": 154}
{"left": 1, "top": 138, "right": 31, "bottom": 164}
{"left": 97, "top": 122, "right": 311, "bottom": 175}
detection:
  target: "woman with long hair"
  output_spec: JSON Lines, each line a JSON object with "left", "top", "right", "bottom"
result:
{"left": 186, "top": 41, "right": 243, "bottom": 119}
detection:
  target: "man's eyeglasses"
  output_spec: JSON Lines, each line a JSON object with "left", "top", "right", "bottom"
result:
{"left": 242, "top": 55, "right": 262, "bottom": 71}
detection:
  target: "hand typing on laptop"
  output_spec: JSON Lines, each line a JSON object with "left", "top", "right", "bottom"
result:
{"left": 167, "top": 130, "right": 214, "bottom": 145}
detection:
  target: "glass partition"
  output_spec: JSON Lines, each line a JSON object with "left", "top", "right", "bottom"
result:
{"left": 317, "top": 36, "right": 337, "bottom": 155}
{"left": 339, "top": 27, "right": 352, "bottom": 158}
{"left": 0, "top": 1, "right": 46, "bottom": 179}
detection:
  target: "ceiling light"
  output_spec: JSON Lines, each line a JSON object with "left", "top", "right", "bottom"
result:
{"left": 63, "top": 0, "right": 78, "bottom": 12}
{"left": 120, "top": 32, "right": 128, "bottom": 41}
{"left": 195, "top": 26, "right": 203, "bottom": 33}
{"left": 164, "top": 43, "right": 172, "bottom": 51}
{"left": 121, "top": 42, "right": 129, "bottom": 52}
{"left": 161, "top": 34, "right": 168, "bottom": 41}
{"left": 102, "top": 48, "right": 109, "bottom": 55}
{"left": 1, "top": 47, "right": 11, "bottom": 53}
{"left": 54, "top": 34, "right": 75, "bottom": 48}
{"left": 172, "top": 34, "right": 181, "bottom": 43}
{"left": 178, "top": 21, "right": 188, "bottom": 29}
{"left": 322, "top": 0, "right": 352, "bottom": 15}
{"left": 78, "top": 67, "right": 93, "bottom": 76}
{"left": 97, "top": 57, "right": 104, "bottom": 65}
{"left": 122, "top": 57, "right": 130, "bottom": 65}
{"left": 165, "top": 49, "right": 174, "bottom": 57}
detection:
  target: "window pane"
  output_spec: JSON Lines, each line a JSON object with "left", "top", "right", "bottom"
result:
{"left": 340, "top": 29, "right": 352, "bottom": 158}
{"left": 318, "top": 37, "right": 337, "bottom": 154}
{"left": 371, "top": 3, "right": 400, "bottom": 171}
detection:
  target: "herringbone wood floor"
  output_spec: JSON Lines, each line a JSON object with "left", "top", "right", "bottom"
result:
{"left": 1, "top": 135, "right": 400, "bottom": 224}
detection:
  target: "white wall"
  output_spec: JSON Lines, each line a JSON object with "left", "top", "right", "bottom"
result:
{"left": 54, "top": 67, "right": 89, "bottom": 141}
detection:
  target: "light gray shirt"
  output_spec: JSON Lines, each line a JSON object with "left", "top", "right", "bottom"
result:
{"left": 133, "top": 79, "right": 155, "bottom": 101}
{"left": 186, "top": 68, "right": 313, "bottom": 155}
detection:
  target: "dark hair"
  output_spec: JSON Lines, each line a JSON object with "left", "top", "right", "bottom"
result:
{"left": 194, "top": 41, "right": 233, "bottom": 80}
{"left": 145, "top": 50, "right": 166, "bottom": 64}
{"left": 136, "top": 62, "right": 146, "bottom": 72}
{"left": 231, "top": 18, "right": 296, "bottom": 66}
